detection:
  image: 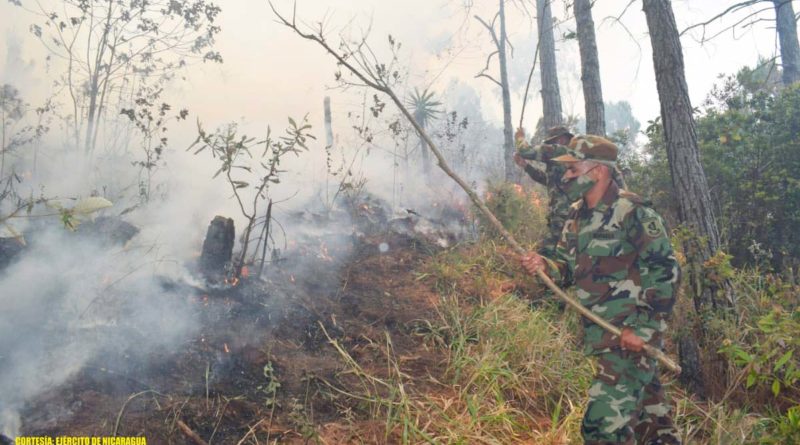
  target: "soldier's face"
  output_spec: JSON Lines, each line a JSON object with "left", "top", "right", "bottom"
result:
{"left": 563, "top": 161, "right": 599, "bottom": 181}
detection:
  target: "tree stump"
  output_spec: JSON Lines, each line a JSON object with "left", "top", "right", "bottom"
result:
{"left": 200, "top": 216, "right": 235, "bottom": 279}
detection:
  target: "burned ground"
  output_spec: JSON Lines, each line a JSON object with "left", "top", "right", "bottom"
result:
{"left": 15, "top": 201, "right": 462, "bottom": 444}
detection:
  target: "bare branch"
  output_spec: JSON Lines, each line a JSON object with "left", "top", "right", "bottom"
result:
{"left": 475, "top": 72, "right": 503, "bottom": 88}
{"left": 680, "top": 0, "right": 763, "bottom": 37}
{"left": 474, "top": 14, "right": 500, "bottom": 48}
{"left": 480, "top": 50, "right": 500, "bottom": 74}
{"left": 268, "top": 1, "right": 385, "bottom": 92}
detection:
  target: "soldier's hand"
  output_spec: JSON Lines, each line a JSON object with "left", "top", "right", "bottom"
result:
{"left": 513, "top": 152, "right": 527, "bottom": 168}
{"left": 620, "top": 327, "right": 645, "bottom": 352}
{"left": 520, "top": 252, "right": 546, "bottom": 276}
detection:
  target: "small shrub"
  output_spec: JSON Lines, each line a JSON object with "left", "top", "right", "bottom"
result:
{"left": 481, "top": 182, "right": 547, "bottom": 246}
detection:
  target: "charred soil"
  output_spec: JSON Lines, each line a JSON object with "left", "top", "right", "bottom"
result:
{"left": 20, "top": 221, "right": 451, "bottom": 444}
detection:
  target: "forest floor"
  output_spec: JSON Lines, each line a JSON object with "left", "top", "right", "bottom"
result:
{"left": 20, "top": 198, "right": 477, "bottom": 444}
{"left": 17, "top": 188, "right": 785, "bottom": 445}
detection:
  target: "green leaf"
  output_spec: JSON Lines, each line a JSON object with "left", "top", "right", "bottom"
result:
{"left": 772, "top": 379, "right": 781, "bottom": 397}
{"left": 775, "top": 351, "right": 794, "bottom": 372}
{"left": 746, "top": 372, "right": 757, "bottom": 388}
{"left": 735, "top": 349, "right": 754, "bottom": 364}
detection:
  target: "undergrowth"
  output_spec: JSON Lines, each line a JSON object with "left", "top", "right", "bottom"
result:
{"left": 317, "top": 182, "right": 798, "bottom": 444}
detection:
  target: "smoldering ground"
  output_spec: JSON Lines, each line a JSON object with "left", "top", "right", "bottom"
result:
{"left": 0, "top": 226, "right": 203, "bottom": 436}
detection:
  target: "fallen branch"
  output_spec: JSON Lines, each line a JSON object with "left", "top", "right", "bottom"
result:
{"left": 268, "top": 1, "right": 680, "bottom": 374}
{"left": 177, "top": 419, "right": 209, "bottom": 445}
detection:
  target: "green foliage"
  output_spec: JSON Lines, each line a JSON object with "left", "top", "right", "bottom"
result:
{"left": 634, "top": 62, "right": 800, "bottom": 274}
{"left": 719, "top": 306, "right": 800, "bottom": 400}
{"left": 258, "top": 361, "right": 281, "bottom": 408}
{"left": 406, "top": 87, "right": 442, "bottom": 129}
{"left": 697, "top": 68, "right": 800, "bottom": 273}
{"left": 480, "top": 182, "right": 547, "bottom": 246}
{"left": 766, "top": 405, "right": 800, "bottom": 444}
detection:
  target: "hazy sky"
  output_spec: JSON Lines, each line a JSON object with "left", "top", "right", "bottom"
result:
{"left": 0, "top": 0, "right": 783, "bottom": 141}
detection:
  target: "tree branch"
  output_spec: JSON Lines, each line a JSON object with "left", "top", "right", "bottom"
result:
{"left": 475, "top": 72, "right": 503, "bottom": 88}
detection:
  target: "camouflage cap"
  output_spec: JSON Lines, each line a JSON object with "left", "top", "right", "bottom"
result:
{"left": 552, "top": 135, "right": 618, "bottom": 167}
{"left": 543, "top": 126, "right": 574, "bottom": 144}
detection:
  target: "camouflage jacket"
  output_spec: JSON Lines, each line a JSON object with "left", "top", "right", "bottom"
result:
{"left": 545, "top": 183, "right": 680, "bottom": 355}
{"left": 518, "top": 143, "right": 572, "bottom": 255}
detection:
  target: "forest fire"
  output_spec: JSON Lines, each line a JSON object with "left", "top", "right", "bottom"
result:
{"left": 1, "top": 0, "right": 795, "bottom": 443}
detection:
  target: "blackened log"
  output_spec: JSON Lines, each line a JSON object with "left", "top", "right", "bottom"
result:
{"left": 200, "top": 216, "right": 235, "bottom": 277}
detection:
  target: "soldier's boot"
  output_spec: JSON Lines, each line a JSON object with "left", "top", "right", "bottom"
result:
{"left": 634, "top": 372, "right": 682, "bottom": 445}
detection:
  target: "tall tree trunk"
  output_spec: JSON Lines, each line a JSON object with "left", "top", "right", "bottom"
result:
{"left": 574, "top": 0, "right": 605, "bottom": 135}
{"left": 643, "top": 0, "right": 726, "bottom": 306}
{"left": 498, "top": 0, "right": 515, "bottom": 181}
{"left": 537, "top": 0, "right": 563, "bottom": 130}
{"left": 644, "top": 0, "right": 729, "bottom": 397}
{"left": 773, "top": 0, "right": 800, "bottom": 86}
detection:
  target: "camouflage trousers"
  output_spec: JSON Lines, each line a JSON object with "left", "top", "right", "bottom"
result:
{"left": 582, "top": 350, "right": 681, "bottom": 445}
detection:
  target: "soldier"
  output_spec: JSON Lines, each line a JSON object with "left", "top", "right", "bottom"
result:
{"left": 520, "top": 136, "right": 682, "bottom": 445}
{"left": 514, "top": 126, "right": 574, "bottom": 257}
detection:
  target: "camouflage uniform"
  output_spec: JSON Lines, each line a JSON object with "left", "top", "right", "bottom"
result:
{"left": 518, "top": 142, "right": 571, "bottom": 257}
{"left": 543, "top": 137, "right": 682, "bottom": 445}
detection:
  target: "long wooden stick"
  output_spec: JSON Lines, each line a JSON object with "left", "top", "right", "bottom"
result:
{"left": 269, "top": 2, "right": 680, "bottom": 374}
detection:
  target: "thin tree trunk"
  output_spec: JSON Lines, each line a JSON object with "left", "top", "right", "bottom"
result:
{"left": 773, "top": 0, "right": 800, "bottom": 85}
{"left": 643, "top": 0, "right": 727, "bottom": 309}
{"left": 498, "top": 0, "right": 515, "bottom": 181}
{"left": 412, "top": 109, "right": 432, "bottom": 176}
{"left": 324, "top": 96, "right": 334, "bottom": 149}
{"left": 1, "top": 108, "right": 6, "bottom": 179}
{"left": 574, "top": 0, "right": 605, "bottom": 135}
{"left": 537, "top": 0, "right": 563, "bottom": 129}
{"left": 258, "top": 199, "right": 273, "bottom": 278}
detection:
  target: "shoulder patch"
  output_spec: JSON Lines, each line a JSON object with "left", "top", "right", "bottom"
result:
{"left": 642, "top": 216, "right": 665, "bottom": 238}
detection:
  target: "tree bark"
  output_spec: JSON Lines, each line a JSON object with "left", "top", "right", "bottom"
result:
{"left": 498, "top": 0, "right": 515, "bottom": 181}
{"left": 537, "top": 0, "right": 563, "bottom": 130}
{"left": 643, "top": 0, "right": 729, "bottom": 309}
{"left": 773, "top": 0, "right": 800, "bottom": 85}
{"left": 574, "top": 0, "right": 605, "bottom": 135}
